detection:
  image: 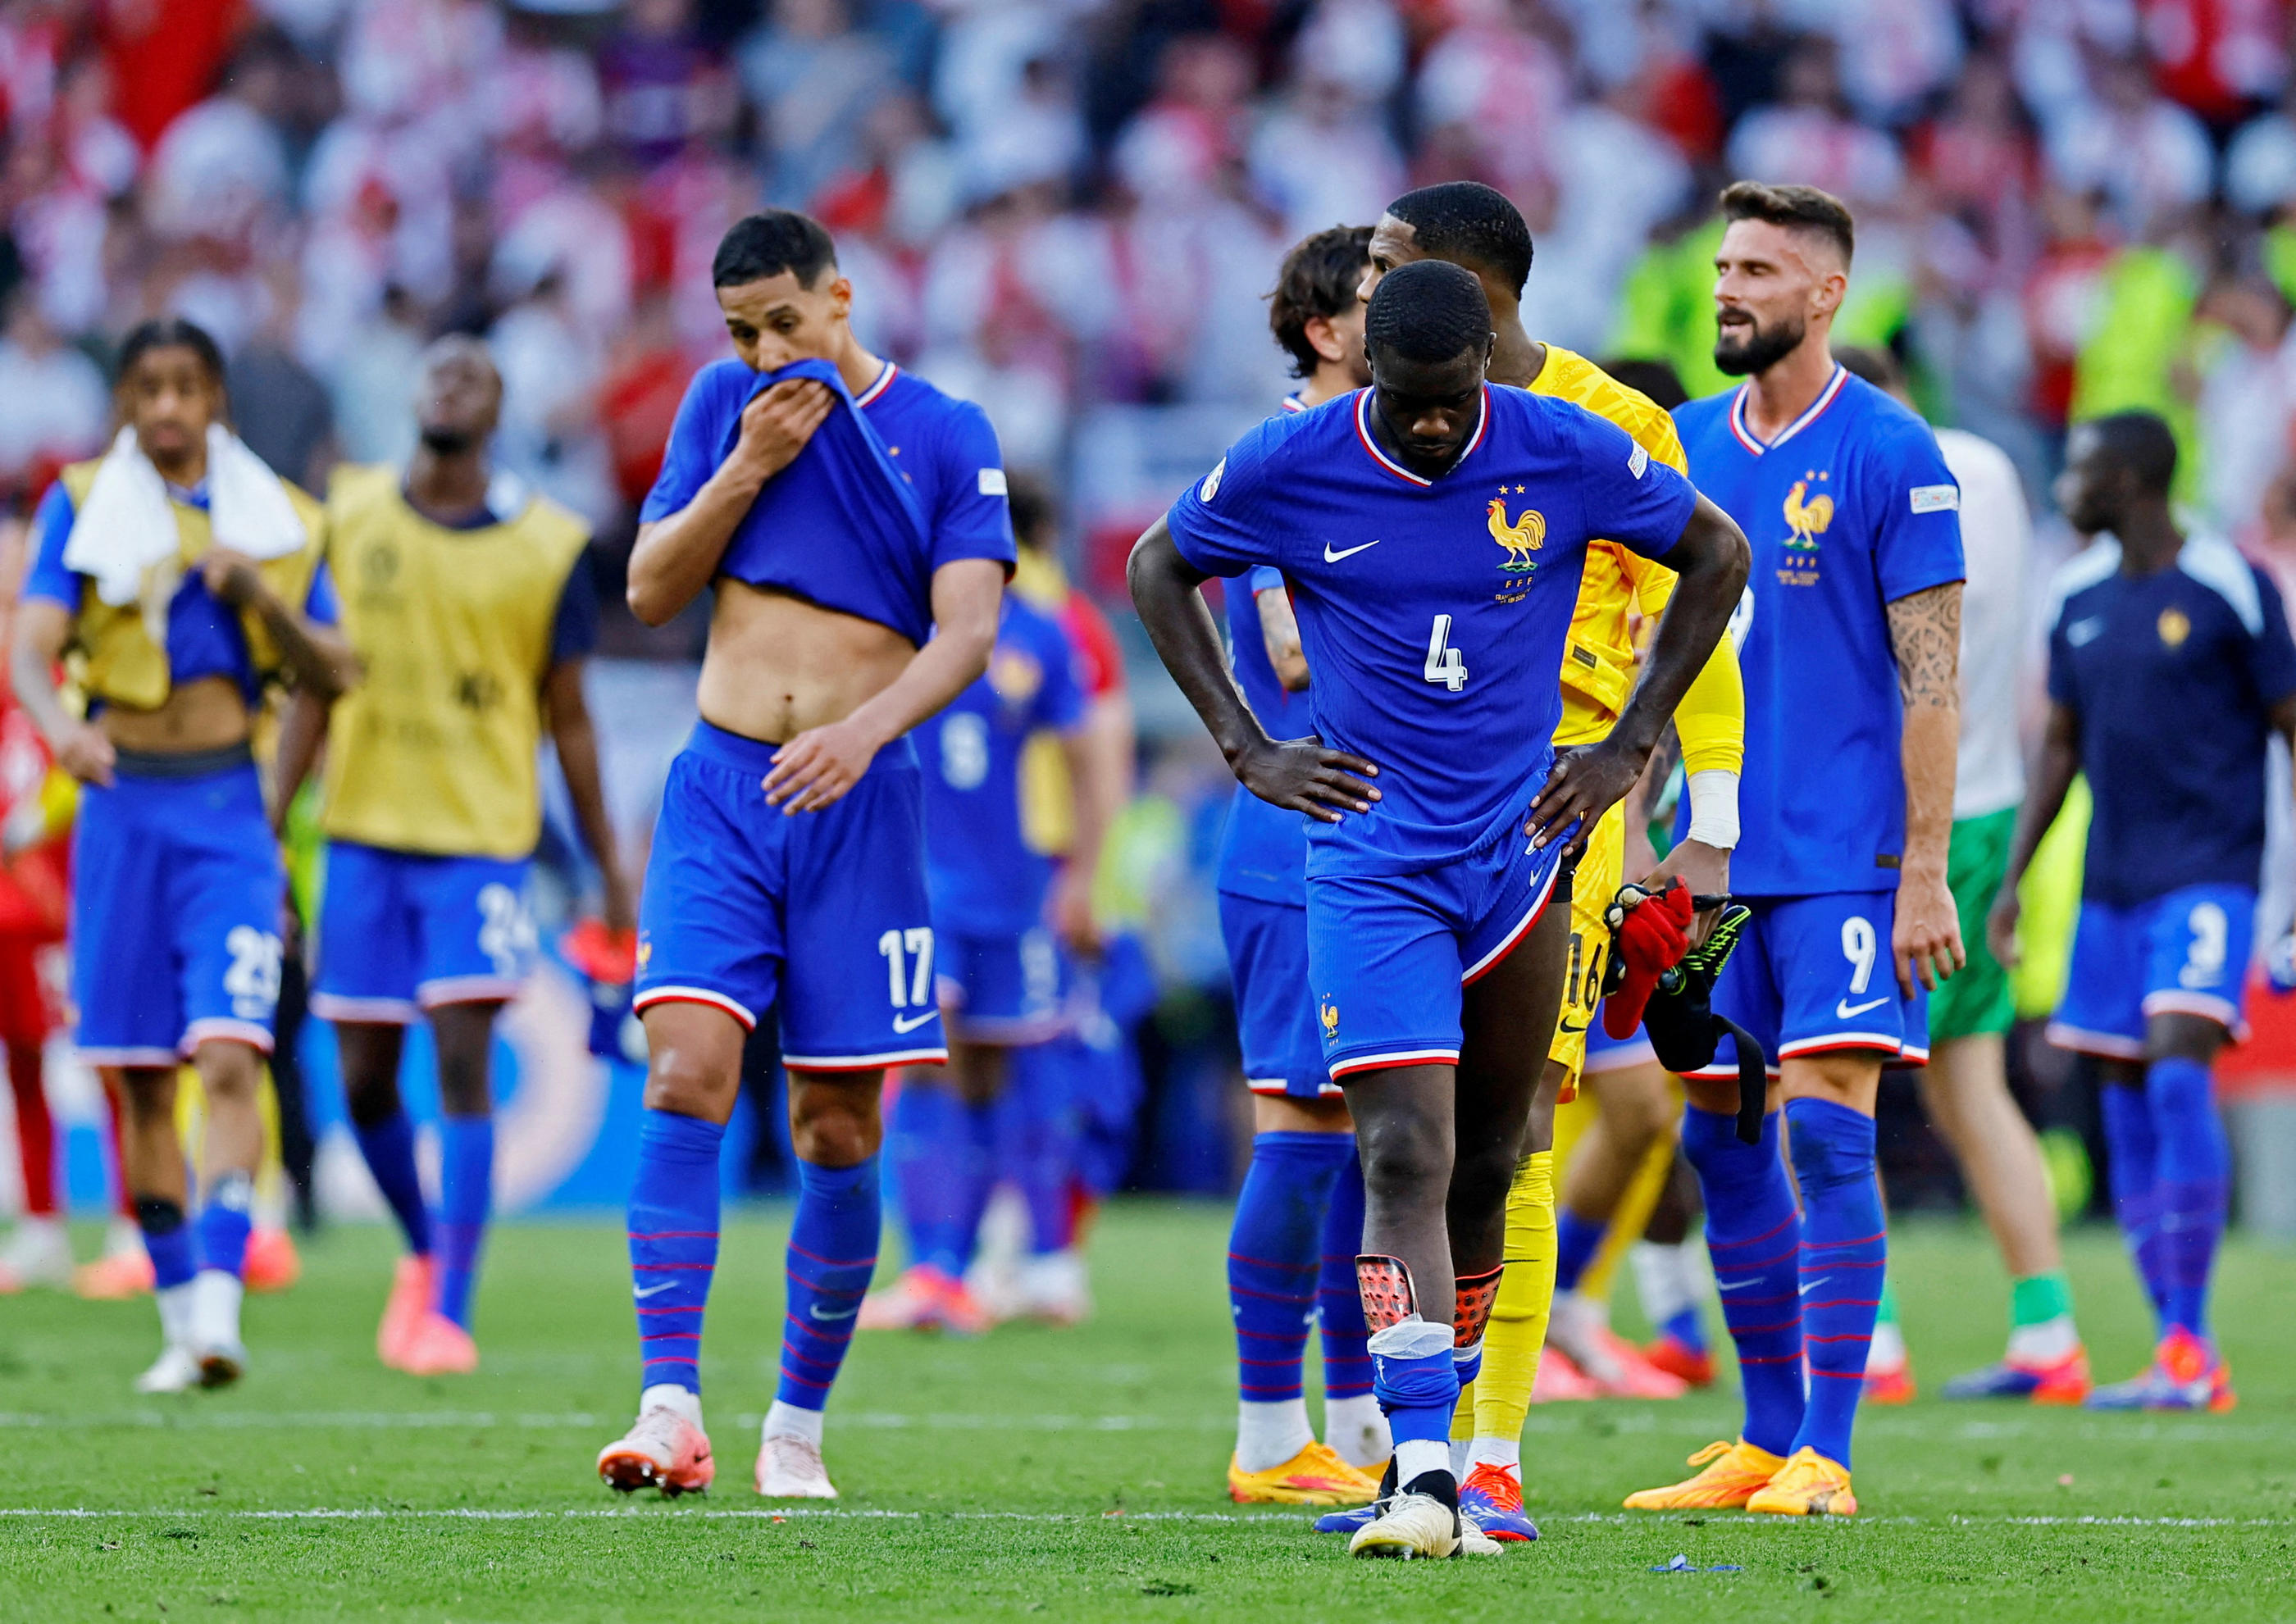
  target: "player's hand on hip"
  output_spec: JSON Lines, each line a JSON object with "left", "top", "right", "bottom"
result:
{"left": 1232, "top": 735, "right": 1378, "bottom": 823}
{"left": 1892, "top": 860, "right": 1965, "bottom": 994}
{"left": 54, "top": 721, "right": 114, "bottom": 787}
{"left": 763, "top": 716, "right": 881, "bottom": 813}
{"left": 730, "top": 379, "right": 834, "bottom": 484}
{"left": 1526, "top": 739, "right": 1638, "bottom": 857}
{"left": 1984, "top": 887, "right": 2022, "bottom": 971}
{"left": 1643, "top": 838, "right": 1729, "bottom": 946}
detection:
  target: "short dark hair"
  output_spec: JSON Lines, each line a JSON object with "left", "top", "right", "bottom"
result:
{"left": 1269, "top": 224, "right": 1373, "bottom": 379}
{"left": 1386, "top": 182, "right": 1533, "bottom": 298}
{"left": 1719, "top": 180, "right": 1856, "bottom": 266}
{"left": 1364, "top": 259, "right": 1491, "bottom": 366}
{"left": 1597, "top": 357, "right": 1688, "bottom": 412}
{"left": 713, "top": 211, "right": 839, "bottom": 289}
{"left": 2083, "top": 409, "right": 2179, "bottom": 495}
{"left": 1006, "top": 469, "right": 1058, "bottom": 553}
{"left": 117, "top": 317, "right": 225, "bottom": 384}
{"left": 1834, "top": 344, "right": 1903, "bottom": 394}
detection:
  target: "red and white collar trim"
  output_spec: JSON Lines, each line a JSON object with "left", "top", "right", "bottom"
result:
{"left": 1280, "top": 393, "right": 1307, "bottom": 413}
{"left": 1353, "top": 385, "right": 1489, "bottom": 487}
{"left": 1728, "top": 364, "right": 1847, "bottom": 455}
{"left": 854, "top": 361, "right": 898, "bottom": 408}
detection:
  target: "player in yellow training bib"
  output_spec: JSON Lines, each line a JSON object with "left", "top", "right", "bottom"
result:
{"left": 1352, "top": 183, "right": 1745, "bottom": 1544}
{"left": 291, "top": 338, "right": 632, "bottom": 1377}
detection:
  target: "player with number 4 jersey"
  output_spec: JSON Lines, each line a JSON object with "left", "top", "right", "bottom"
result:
{"left": 1132, "top": 259, "right": 1747, "bottom": 1558}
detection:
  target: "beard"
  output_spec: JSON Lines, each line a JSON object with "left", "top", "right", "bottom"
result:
{"left": 419, "top": 424, "right": 478, "bottom": 455}
{"left": 1713, "top": 312, "right": 1806, "bottom": 377}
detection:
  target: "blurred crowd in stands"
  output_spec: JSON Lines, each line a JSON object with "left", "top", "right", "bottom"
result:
{"left": 11, "top": 0, "right": 2296, "bottom": 1193}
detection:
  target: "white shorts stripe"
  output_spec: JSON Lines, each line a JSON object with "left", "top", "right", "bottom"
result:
{"left": 1777, "top": 1030, "right": 1907, "bottom": 1059}
{"left": 1328, "top": 1046, "right": 1459, "bottom": 1080}
{"left": 182, "top": 1018, "right": 273, "bottom": 1056}
{"left": 417, "top": 975, "right": 523, "bottom": 1008}
{"left": 72, "top": 1045, "right": 180, "bottom": 1067}
{"left": 2140, "top": 990, "right": 2244, "bottom": 1031}
{"left": 308, "top": 994, "right": 421, "bottom": 1026}
{"left": 1246, "top": 1076, "right": 1346, "bottom": 1098}
{"left": 2044, "top": 1021, "right": 2146, "bottom": 1061}
{"left": 782, "top": 1047, "right": 950, "bottom": 1072}
{"left": 1460, "top": 856, "right": 1561, "bottom": 985}
{"left": 1580, "top": 1037, "right": 1658, "bottom": 1076}
{"left": 633, "top": 986, "right": 757, "bottom": 1030}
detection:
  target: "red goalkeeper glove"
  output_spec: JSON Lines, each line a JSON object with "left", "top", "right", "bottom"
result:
{"left": 1601, "top": 880, "right": 1694, "bottom": 1039}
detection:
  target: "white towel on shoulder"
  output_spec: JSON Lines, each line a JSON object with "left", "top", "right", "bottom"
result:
{"left": 63, "top": 425, "right": 309, "bottom": 609}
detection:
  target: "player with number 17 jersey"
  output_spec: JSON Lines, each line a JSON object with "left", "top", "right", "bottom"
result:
{"left": 1167, "top": 384, "right": 1696, "bottom": 1076}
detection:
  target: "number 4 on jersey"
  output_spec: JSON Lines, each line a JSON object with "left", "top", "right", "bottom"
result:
{"left": 1424, "top": 614, "right": 1467, "bottom": 693}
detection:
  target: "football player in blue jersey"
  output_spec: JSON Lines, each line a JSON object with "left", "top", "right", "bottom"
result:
{"left": 1216, "top": 224, "right": 1392, "bottom": 1509}
{"left": 1131, "top": 259, "right": 1748, "bottom": 1558}
{"left": 861, "top": 585, "right": 1103, "bottom": 1335}
{"left": 594, "top": 212, "right": 1012, "bottom": 1503}
{"left": 1626, "top": 184, "right": 1967, "bottom": 1519}
{"left": 1992, "top": 411, "right": 2296, "bottom": 1415}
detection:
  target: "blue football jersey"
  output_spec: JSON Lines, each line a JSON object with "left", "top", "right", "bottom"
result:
{"left": 642, "top": 357, "right": 1014, "bottom": 647}
{"left": 1674, "top": 367, "right": 1964, "bottom": 897}
{"left": 1169, "top": 385, "right": 1697, "bottom": 877}
{"left": 2046, "top": 534, "right": 2296, "bottom": 906}
{"left": 919, "top": 594, "right": 1088, "bottom": 938}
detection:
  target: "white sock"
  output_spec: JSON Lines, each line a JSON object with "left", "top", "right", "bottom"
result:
{"left": 1868, "top": 1319, "right": 1907, "bottom": 1371}
{"left": 1393, "top": 1437, "right": 1450, "bottom": 1486}
{"left": 103, "top": 1216, "right": 141, "bottom": 1258}
{"left": 640, "top": 1384, "right": 702, "bottom": 1427}
{"left": 2007, "top": 1314, "right": 2080, "bottom": 1363}
{"left": 763, "top": 1399, "right": 824, "bottom": 1446}
{"left": 1449, "top": 1437, "right": 1470, "bottom": 1480}
{"left": 189, "top": 1268, "right": 243, "bottom": 1351}
{"left": 1629, "top": 1240, "right": 1692, "bottom": 1327}
{"left": 156, "top": 1280, "right": 196, "bottom": 1349}
{"left": 13, "top": 1213, "right": 64, "bottom": 1244}
{"left": 1321, "top": 1394, "right": 1390, "bottom": 1467}
{"left": 1236, "top": 1398, "right": 1314, "bottom": 1473}
{"left": 1466, "top": 1437, "right": 1519, "bottom": 1472}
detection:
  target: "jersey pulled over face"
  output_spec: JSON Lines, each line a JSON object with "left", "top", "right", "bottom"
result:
{"left": 1168, "top": 384, "right": 1696, "bottom": 876}
{"left": 1674, "top": 367, "right": 1964, "bottom": 897}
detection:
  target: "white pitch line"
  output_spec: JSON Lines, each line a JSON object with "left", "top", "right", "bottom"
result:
{"left": 0, "top": 1508, "right": 2285, "bottom": 1529}
{"left": 0, "top": 1411, "right": 1234, "bottom": 1434}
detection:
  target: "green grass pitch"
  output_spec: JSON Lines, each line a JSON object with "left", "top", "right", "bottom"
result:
{"left": 2, "top": 1205, "right": 2292, "bottom": 1621}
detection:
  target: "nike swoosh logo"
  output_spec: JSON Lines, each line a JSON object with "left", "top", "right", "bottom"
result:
{"left": 1558, "top": 1018, "right": 1588, "bottom": 1034}
{"left": 1715, "top": 1278, "right": 1759, "bottom": 1292}
{"left": 892, "top": 1011, "right": 938, "bottom": 1033}
{"left": 1323, "top": 539, "right": 1381, "bottom": 562}
{"left": 810, "top": 1303, "right": 859, "bottom": 1321}
{"left": 633, "top": 1281, "right": 676, "bottom": 1299}
{"left": 1835, "top": 995, "right": 1889, "bottom": 1019}
{"left": 1801, "top": 1276, "right": 1830, "bottom": 1297}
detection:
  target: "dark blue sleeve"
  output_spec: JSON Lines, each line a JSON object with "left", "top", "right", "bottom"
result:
{"left": 305, "top": 559, "right": 339, "bottom": 625}
{"left": 927, "top": 401, "right": 1018, "bottom": 572}
{"left": 639, "top": 366, "right": 735, "bottom": 524}
{"left": 2246, "top": 565, "right": 2296, "bottom": 707}
{"left": 1870, "top": 419, "right": 1967, "bottom": 602}
{"left": 1569, "top": 407, "right": 1697, "bottom": 559}
{"left": 2044, "top": 598, "right": 2077, "bottom": 712}
{"left": 1166, "top": 418, "right": 1284, "bottom": 579}
{"left": 1036, "top": 617, "right": 1088, "bottom": 733}
{"left": 23, "top": 482, "right": 78, "bottom": 607}
{"left": 549, "top": 557, "right": 600, "bottom": 663}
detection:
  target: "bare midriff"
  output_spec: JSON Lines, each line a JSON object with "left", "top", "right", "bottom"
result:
{"left": 98, "top": 674, "right": 251, "bottom": 754}
{"left": 697, "top": 579, "right": 915, "bottom": 744}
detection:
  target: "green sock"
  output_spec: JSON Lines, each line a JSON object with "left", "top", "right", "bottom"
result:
{"left": 1875, "top": 1277, "right": 1900, "bottom": 1326}
{"left": 2010, "top": 1271, "right": 2075, "bottom": 1328}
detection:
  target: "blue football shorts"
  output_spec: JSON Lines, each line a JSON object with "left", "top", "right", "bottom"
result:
{"left": 936, "top": 925, "right": 1066, "bottom": 1044}
{"left": 311, "top": 842, "right": 536, "bottom": 1023}
{"left": 1308, "top": 825, "right": 1566, "bottom": 1081}
{"left": 1218, "top": 889, "right": 1337, "bottom": 1100}
{"left": 2049, "top": 883, "right": 2256, "bottom": 1058}
{"left": 1582, "top": 1005, "right": 1657, "bottom": 1076}
{"left": 71, "top": 750, "right": 284, "bottom": 1062}
{"left": 1686, "top": 890, "right": 1930, "bottom": 1080}
{"left": 634, "top": 721, "right": 947, "bottom": 1071}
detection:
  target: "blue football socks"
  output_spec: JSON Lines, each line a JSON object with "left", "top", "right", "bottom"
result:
{"left": 1661, "top": 1304, "right": 1708, "bottom": 1355}
{"left": 627, "top": 1108, "right": 723, "bottom": 1395}
{"left": 1553, "top": 1207, "right": 1606, "bottom": 1296}
{"left": 1317, "top": 1148, "right": 1374, "bottom": 1400}
{"left": 2099, "top": 1081, "right": 2169, "bottom": 1327}
{"left": 351, "top": 1108, "right": 434, "bottom": 1258}
{"left": 776, "top": 1158, "right": 882, "bottom": 1412}
{"left": 196, "top": 1171, "right": 253, "bottom": 1279}
{"left": 1784, "top": 1097, "right": 1885, "bottom": 1471}
{"left": 1229, "top": 1131, "right": 1353, "bottom": 1407}
{"left": 1683, "top": 1106, "right": 1804, "bottom": 1457}
{"left": 435, "top": 1117, "right": 493, "bottom": 1328}
{"left": 2146, "top": 1056, "right": 2229, "bottom": 1339}
{"left": 889, "top": 1081, "right": 992, "bottom": 1277}
{"left": 136, "top": 1196, "right": 196, "bottom": 1292}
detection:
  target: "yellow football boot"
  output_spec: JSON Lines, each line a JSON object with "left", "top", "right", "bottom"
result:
{"left": 1228, "top": 1441, "right": 1381, "bottom": 1506}
{"left": 1744, "top": 1446, "right": 1858, "bottom": 1517}
{"left": 1622, "top": 1440, "right": 1787, "bottom": 1510}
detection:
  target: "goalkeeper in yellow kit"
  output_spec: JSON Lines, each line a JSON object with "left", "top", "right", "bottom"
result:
{"left": 1328, "top": 183, "right": 1746, "bottom": 1544}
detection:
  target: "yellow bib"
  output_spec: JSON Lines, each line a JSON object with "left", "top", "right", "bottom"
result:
{"left": 57, "top": 458, "right": 326, "bottom": 713}
{"left": 320, "top": 466, "right": 590, "bottom": 858}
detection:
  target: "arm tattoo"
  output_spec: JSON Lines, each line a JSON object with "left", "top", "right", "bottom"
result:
{"left": 1886, "top": 582, "right": 1961, "bottom": 709}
